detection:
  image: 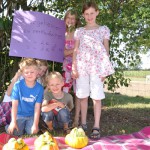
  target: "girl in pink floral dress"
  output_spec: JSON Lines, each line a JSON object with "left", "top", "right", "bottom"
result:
{"left": 72, "top": 2, "right": 114, "bottom": 140}
{"left": 62, "top": 9, "right": 81, "bottom": 127}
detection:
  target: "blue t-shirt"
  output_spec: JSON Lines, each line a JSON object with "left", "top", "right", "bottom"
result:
{"left": 11, "top": 79, "right": 44, "bottom": 117}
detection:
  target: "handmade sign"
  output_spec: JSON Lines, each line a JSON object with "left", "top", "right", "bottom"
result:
{"left": 9, "top": 11, "right": 65, "bottom": 63}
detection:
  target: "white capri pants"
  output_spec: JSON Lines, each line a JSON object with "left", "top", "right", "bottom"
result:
{"left": 76, "top": 74, "right": 105, "bottom": 100}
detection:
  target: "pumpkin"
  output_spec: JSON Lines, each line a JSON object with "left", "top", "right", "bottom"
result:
{"left": 65, "top": 127, "right": 88, "bottom": 149}
{"left": 2, "top": 138, "right": 29, "bottom": 150}
{"left": 34, "top": 131, "right": 59, "bottom": 150}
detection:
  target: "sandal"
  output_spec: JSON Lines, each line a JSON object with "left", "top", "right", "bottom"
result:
{"left": 79, "top": 124, "right": 88, "bottom": 131}
{"left": 89, "top": 127, "right": 101, "bottom": 140}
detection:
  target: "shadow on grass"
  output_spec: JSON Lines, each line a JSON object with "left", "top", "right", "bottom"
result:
{"left": 100, "top": 107, "right": 150, "bottom": 137}
{"left": 87, "top": 92, "right": 150, "bottom": 137}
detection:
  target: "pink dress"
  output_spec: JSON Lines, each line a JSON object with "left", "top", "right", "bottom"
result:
{"left": 74, "top": 26, "right": 114, "bottom": 77}
{"left": 62, "top": 39, "right": 76, "bottom": 93}
{"left": 63, "top": 39, "right": 75, "bottom": 72}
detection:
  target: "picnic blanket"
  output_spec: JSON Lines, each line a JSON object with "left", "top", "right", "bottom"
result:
{"left": 0, "top": 126, "right": 150, "bottom": 150}
{"left": 23, "top": 126, "right": 150, "bottom": 150}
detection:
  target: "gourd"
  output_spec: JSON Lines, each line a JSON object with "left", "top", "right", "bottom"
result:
{"left": 34, "top": 131, "right": 59, "bottom": 150}
{"left": 3, "top": 138, "right": 29, "bottom": 150}
{"left": 65, "top": 127, "right": 88, "bottom": 149}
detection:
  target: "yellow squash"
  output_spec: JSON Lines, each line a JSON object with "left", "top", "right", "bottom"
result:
{"left": 34, "top": 131, "right": 59, "bottom": 150}
{"left": 65, "top": 127, "right": 88, "bottom": 149}
{"left": 3, "top": 138, "right": 29, "bottom": 150}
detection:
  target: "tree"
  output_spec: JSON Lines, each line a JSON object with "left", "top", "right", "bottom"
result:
{"left": 0, "top": 0, "right": 150, "bottom": 98}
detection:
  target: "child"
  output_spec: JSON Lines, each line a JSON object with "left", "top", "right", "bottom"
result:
{"left": 0, "top": 70, "right": 22, "bottom": 126}
{"left": 5, "top": 58, "right": 44, "bottom": 136}
{"left": 36, "top": 59, "right": 49, "bottom": 87}
{"left": 0, "top": 59, "right": 48, "bottom": 126}
{"left": 41, "top": 71, "right": 74, "bottom": 133}
{"left": 72, "top": 2, "right": 115, "bottom": 139}
{"left": 63, "top": 9, "right": 81, "bottom": 127}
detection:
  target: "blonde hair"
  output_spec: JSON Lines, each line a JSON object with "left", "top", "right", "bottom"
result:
{"left": 46, "top": 71, "right": 63, "bottom": 85}
{"left": 36, "top": 59, "right": 49, "bottom": 87}
{"left": 64, "top": 9, "right": 80, "bottom": 30}
{"left": 19, "top": 58, "right": 38, "bottom": 72}
{"left": 36, "top": 59, "right": 48, "bottom": 68}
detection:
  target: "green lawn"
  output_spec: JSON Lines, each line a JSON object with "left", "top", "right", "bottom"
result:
{"left": 0, "top": 92, "right": 150, "bottom": 138}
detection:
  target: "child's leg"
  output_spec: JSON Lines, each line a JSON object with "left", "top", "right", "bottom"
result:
{"left": 46, "top": 121, "right": 53, "bottom": 131}
{"left": 41, "top": 111, "right": 54, "bottom": 131}
{"left": 56, "top": 108, "right": 71, "bottom": 133}
{"left": 76, "top": 75, "right": 90, "bottom": 129}
{"left": 73, "top": 96, "right": 81, "bottom": 127}
{"left": 80, "top": 97, "right": 88, "bottom": 126}
{"left": 89, "top": 74, "right": 105, "bottom": 139}
{"left": 73, "top": 79, "right": 81, "bottom": 127}
{"left": 93, "top": 99, "right": 102, "bottom": 128}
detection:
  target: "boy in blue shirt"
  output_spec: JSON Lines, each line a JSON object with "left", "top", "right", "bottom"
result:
{"left": 5, "top": 58, "right": 44, "bottom": 136}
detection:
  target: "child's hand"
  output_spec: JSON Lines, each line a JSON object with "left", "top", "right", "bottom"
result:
{"left": 57, "top": 101, "right": 66, "bottom": 108}
{"left": 31, "top": 124, "right": 39, "bottom": 134}
{"left": 7, "top": 122, "right": 19, "bottom": 135}
{"left": 101, "top": 77, "right": 106, "bottom": 82}
{"left": 15, "top": 69, "right": 22, "bottom": 79}
{"left": 72, "top": 70, "right": 79, "bottom": 79}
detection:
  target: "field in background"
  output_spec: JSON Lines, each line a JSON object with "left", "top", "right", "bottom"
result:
{"left": 124, "top": 70, "right": 150, "bottom": 78}
{"left": 105, "top": 70, "right": 150, "bottom": 97}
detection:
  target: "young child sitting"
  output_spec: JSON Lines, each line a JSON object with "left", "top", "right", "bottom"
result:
{"left": 5, "top": 58, "right": 44, "bottom": 136}
{"left": 41, "top": 71, "right": 74, "bottom": 134}
{"left": 0, "top": 59, "right": 48, "bottom": 126}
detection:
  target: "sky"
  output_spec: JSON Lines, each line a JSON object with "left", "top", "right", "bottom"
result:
{"left": 140, "top": 51, "right": 150, "bottom": 69}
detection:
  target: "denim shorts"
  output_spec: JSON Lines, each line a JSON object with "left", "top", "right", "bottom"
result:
{"left": 41, "top": 107, "right": 71, "bottom": 129}
{"left": 5, "top": 116, "right": 34, "bottom": 136}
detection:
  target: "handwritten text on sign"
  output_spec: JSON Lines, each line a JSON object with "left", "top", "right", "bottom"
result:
{"left": 9, "top": 11, "right": 65, "bottom": 63}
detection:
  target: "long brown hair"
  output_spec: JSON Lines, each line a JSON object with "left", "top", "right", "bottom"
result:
{"left": 82, "top": 1, "right": 98, "bottom": 13}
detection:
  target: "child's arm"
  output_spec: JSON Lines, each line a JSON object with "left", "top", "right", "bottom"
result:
{"left": 7, "top": 70, "right": 22, "bottom": 96}
{"left": 64, "top": 48, "right": 74, "bottom": 57}
{"left": 103, "top": 39, "right": 110, "bottom": 56}
{"left": 66, "top": 94, "right": 74, "bottom": 111}
{"left": 41, "top": 99, "right": 60, "bottom": 112}
{"left": 31, "top": 103, "right": 41, "bottom": 134}
{"left": 7, "top": 100, "right": 19, "bottom": 134}
{"left": 72, "top": 40, "right": 80, "bottom": 79}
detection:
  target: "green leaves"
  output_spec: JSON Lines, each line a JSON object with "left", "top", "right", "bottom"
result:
{"left": 0, "top": 0, "right": 150, "bottom": 95}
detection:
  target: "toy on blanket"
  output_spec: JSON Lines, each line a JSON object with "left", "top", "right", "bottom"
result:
{"left": 3, "top": 138, "right": 29, "bottom": 150}
{"left": 34, "top": 131, "right": 59, "bottom": 150}
{"left": 65, "top": 127, "right": 88, "bottom": 149}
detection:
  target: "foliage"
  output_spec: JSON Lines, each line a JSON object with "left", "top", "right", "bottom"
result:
{"left": 0, "top": 0, "right": 150, "bottom": 97}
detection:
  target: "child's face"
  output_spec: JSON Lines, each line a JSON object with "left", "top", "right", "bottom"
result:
{"left": 83, "top": 7, "right": 99, "bottom": 25}
{"left": 38, "top": 66, "right": 47, "bottom": 78}
{"left": 22, "top": 66, "right": 38, "bottom": 82}
{"left": 65, "top": 13, "right": 76, "bottom": 27}
{"left": 47, "top": 77, "right": 64, "bottom": 94}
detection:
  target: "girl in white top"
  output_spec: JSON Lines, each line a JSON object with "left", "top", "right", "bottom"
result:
{"left": 72, "top": 2, "right": 114, "bottom": 140}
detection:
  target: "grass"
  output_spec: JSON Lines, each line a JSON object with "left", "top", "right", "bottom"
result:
{"left": 99, "top": 93, "right": 150, "bottom": 136}
{"left": 0, "top": 93, "right": 150, "bottom": 138}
